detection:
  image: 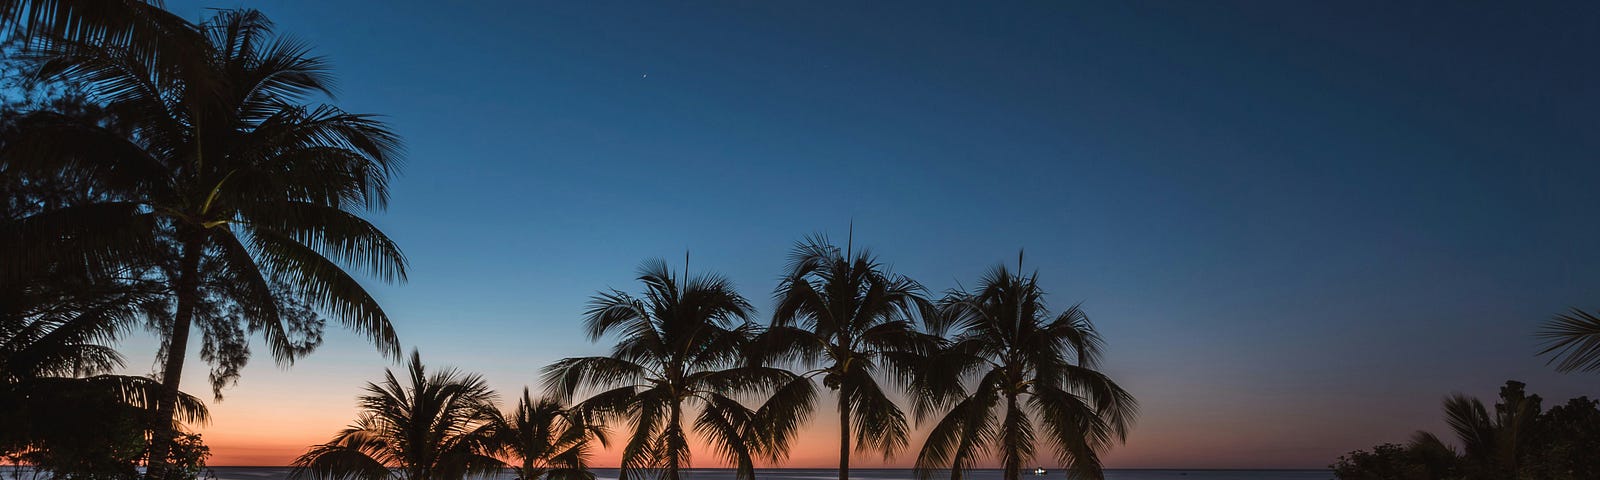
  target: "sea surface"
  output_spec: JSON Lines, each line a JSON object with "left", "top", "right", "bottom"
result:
{"left": 194, "top": 467, "right": 1331, "bottom": 480}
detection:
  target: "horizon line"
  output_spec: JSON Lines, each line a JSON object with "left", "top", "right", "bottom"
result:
{"left": 195, "top": 466, "right": 1334, "bottom": 471}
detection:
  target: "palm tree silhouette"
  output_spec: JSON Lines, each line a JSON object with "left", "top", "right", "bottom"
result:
{"left": 758, "top": 235, "right": 937, "bottom": 480}
{"left": 915, "top": 260, "right": 1137, "bottom": 480}
{"left": 545, "top": 259, "right": 813, "bottom": 480}
{"left": 292, "top": 351, "right": 502, "bottom": 480}
{"left": 483, "top": 389, "right": 606, "bottom": 480}
{"left": 0, "top": 9, "right": 406, "bottom": 476}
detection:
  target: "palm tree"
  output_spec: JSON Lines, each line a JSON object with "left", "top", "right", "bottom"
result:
{"left": 915, "top": 260, "right": 1137, "bottom": 480}
{"left": 1538, "top": 308, "right": 1600, "bottom": 373}
{"left": 483, "top": 390, "right": 606, "bottom": 480}
{"left": 758, "top": 235, "right": 936, "bottom": 480}
{"left": 291, "top": 351, "right": 502, "bottom": 480}
{"left": 0, "top": 9, "right": 407, "bottom": 476}
{"left": 544, "top": 259, "right": 815, "bottom": 480}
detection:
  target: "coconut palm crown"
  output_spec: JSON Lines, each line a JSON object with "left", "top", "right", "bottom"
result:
{"left": 482, "top": 389, "right": 607, "bottom": 480}
{"left": 291, "top": 351, "right": 501, "bottom": 480}
{"left": 915, "top": 261, "right": 1137, "bottom": 480}
{"left": 758, "top": 235, "right": 937, "bottom": 480}
{"left": 544, "top": 259, "right": 815, "bottom": 480}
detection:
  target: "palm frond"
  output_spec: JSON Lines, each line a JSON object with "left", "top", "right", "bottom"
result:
{"left": 691, "top": 394, "right": 755, "bottom": 480}
{"left": 1537, "top": 308, "right": 1600, "bottom": 373}
{"left": 744, "top": 373, "right": 818, "bottom": 462}
{"left": 541, "top": 356, "right": 648, "bottom": 403}
{"left": 1441, "top": 393, "right": 1495, "bottom": 461}
{"left": 249, "top": 226, "right": 399, "bottom": 358}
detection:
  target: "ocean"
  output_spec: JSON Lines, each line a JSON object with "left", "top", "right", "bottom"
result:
{"left": 195, "top": 467, "right": 1332, "bottom": 480}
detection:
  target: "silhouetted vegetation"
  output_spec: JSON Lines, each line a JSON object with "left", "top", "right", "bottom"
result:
{"left": 481, "top": 390, "right": 605, "bottom": 480}
{"left": 543, "top": 260, "right": 814, "bottom": 480}
{"left": 0, "top": 77, "right": 209, "bottom": 479}
{"left": 1332, "top": 381, "right": 1600, "bottom": 480}
{"left": 913, "top": 261, "right": 1137, "bottom": 480}
{"left": 756, "top": 235, "right": 939, "bottom": 480}
{"left": 292, "top": 351, "right": 505, "bottom": 480}
{"left": 0, "top": 3, "right": 407, "bottom": 477}
{"left": 292, "top": 352, "right": 606, "bottom": 480}
{"left": 2, "top": 3, "right": 1147, "bottom": 479}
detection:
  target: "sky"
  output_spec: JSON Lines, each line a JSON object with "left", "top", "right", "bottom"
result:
{"left": 103, "top": 0, "right": 1600, "bottom": 470}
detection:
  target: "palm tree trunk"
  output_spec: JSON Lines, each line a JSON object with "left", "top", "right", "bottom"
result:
{"left": 667, "top": 404, "right": 682, "bottom": 480}
{"left": 147, "top": 235, "right": 203, "bottom": 480}
{"left": 839, "top": 391, "right": 851, "bottom": 480}
{"left": 1002, "top": 392, "right": 1021, "bottom": 480}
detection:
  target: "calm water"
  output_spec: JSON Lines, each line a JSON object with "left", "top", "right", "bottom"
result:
{"left": 197, "top": 467, "right": 1331, "bottom": 480}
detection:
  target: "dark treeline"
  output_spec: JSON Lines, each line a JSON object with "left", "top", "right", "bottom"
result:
{"left": 1328, "top": 296, "right": 1600, "bottom": 480}
{"left": 1330, "top": 381, "right": 1600, "bottom": 480}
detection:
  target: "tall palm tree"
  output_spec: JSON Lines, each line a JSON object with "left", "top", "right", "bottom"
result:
{"left": 483, "top": 390, "right": 606, "bottom": 480}
{"left": 0, "top": 9, "right": 406, "bottom": 477}
{"left": 759, "top": 235, "right": 936, "bottom": 480}
{"left": 544, "top": 259, "right": 815, "bottom": 480}
{"left": 1538, "top": 308, "right": 1600, "bottom": 373}
{"left": 291, "top": 351, "right": 502, "bottom": 480}
{"left": 915, "top": 261, "right": 1137, "bottom": 480}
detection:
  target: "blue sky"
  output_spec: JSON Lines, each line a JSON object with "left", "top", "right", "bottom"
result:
{"left": 129, "top": 0, "right": 1600, "bottom": 468}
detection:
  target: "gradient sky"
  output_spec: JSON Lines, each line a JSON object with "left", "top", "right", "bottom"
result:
{"left": 103, "top": 0, "right": 1600, "bottom": 470}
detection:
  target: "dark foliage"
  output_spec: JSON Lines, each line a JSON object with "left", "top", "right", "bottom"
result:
{"left": 913, "top": 260, "right": 1137, "bottom": 480}
{"left": 1332, "top": 381, "right": 1600, "bottom": 480}
{"left": 544, "top": 259, "right": 812, "bottom": 480}
{"left": 757, "top": 235, "right": 938, "bottom": 480}
{"left": 0, "top": 86, "right": 208, "bottom": 480}
{"left": 291, "top": 351, "right": 502, "bottom": 480}
{"left": 0, "top": 5, "right": 407, "bottom": 477}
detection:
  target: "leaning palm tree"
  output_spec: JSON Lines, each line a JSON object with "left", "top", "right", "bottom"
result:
{"left": 1, "top": 9, "right": 406, "bottom": 476}
{"left": 544, "top": 259, "right": 815, "bottom": 480}
{"left": 291, "top": 351, "right": 502, "bottom": 480}
{"left": 482, "top": 390, "right": 606, "bottom": 480}
{"left": 915, "top": 261, "right": 1137, "bottom": 480}
{"left": 1538, "top": 308, "right": 1600, "bottom": 373}
{"left": 759, "top": 235, "right": 936, "bottom": 480}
